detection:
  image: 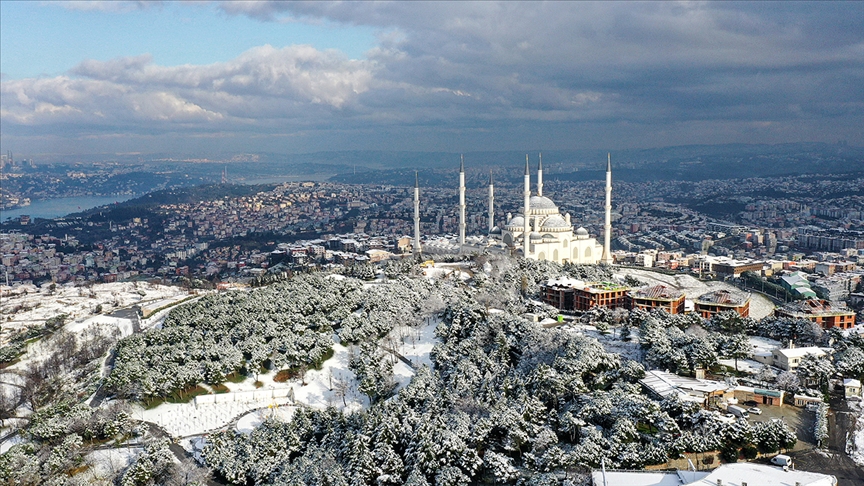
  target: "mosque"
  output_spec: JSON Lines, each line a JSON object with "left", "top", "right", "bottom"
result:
{"left": 414, "top": 154, "right": 613, "bottom": 265}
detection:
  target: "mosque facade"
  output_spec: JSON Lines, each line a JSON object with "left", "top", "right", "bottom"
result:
{"left": 414, "top": 153, "right": 613, "bottom": 265}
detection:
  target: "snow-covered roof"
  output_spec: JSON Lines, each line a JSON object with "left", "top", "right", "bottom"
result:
{"left": 594, "top": 463, "right": 836, "bottom": 486}
{"left": 683, "top": 462, "right": 836, "bottom": 486}
{"left": 776, "top": 346, "right": 826, "bottom": 359}
{"left": 545, "top": 277, "right": 586, "bottom": 288}
{"left": 591, "top": 471, "right": 689, "bottom": 486}
{"left": 640, "top": 370, "right": 728, "bottom": 400}
{"left": 844, "top": 378, "right": 862, "bottom": 387}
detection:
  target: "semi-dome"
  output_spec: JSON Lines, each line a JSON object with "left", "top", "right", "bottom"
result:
{"left": 506, "top": 216, "right": 525, "bottom": 228}
{"left": 575, "top": 227, "right": 589, "bottom": 238}
{"left": 540, "top": 214, "right": 569, "bottom": 230}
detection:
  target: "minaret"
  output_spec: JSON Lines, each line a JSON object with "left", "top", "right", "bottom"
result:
{"left": 601, "top": 153, "right": 613, "bottom": 265}
{"left": 488, "top": 170, "right": 495, "bottom": 233}
{"left": 458, "top": 155, "right": 466, "bottom": 249}
{"left": 537, "top": 152, "right": 543, "bottom": 197}
{"left": 523, "top": 155, "right": 531, "bottom": 257}
{"left": 413, "top": 171, "right": 421, "bottom": 255}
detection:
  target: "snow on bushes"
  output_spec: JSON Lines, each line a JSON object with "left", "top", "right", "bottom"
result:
{"left": 106, "top": 274, "right": 438, "bottom": 400}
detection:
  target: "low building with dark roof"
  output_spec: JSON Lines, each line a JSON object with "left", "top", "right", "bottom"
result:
{"left": 627, "top": 285, "right": 686, "bottom": 314}
{"left": 693, "top": 289, "right": 751, "bottom": 318}
{"left": 775, "top": 299, "right": 856, "bottom": 330}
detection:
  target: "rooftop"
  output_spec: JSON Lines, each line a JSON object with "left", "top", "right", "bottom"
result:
{"left": 694, "top": 289, "right": 749, "bottom": 306}
{"left": 640, "top": 370, "right": 728, "bottom": 400}
{"left": 776, "top": 346, "right": 828, "bottom": 359}
{"left": 629, "top": 285, "right": 685, "bottom": 300}
{"left": 583, "top": 281, "right": 629, "bottom": 292}
{"left": 593, "top": 463, "right": 836, "bottom": 486}
{"left": 778, "top": 299, "right": 854, "bottom": 317}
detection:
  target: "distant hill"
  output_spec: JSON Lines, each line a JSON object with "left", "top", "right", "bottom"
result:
{"left": 327, "top": 142, "right": 864, "bottom": 185}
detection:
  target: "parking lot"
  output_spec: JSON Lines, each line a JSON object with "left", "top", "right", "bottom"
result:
{"left": 741, "top": 401, "right": 816, "bottom": 449}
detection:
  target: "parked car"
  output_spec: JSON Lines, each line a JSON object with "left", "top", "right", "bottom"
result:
{"left": 747, "top": 407, "right": 762, "bottom": 415}
{"left": 771, "top": 454, "right": 793, "bottom": 467}
{"left": 743, "top": 400, "right": 759, "bottom": 407}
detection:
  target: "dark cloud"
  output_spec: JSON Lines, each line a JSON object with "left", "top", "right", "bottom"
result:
{"left": 2, "top": 1, "right": 863, "bottom": 154}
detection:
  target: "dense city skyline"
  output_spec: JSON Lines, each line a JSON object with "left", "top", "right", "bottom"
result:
{"left": 2, "top": 1, "right": 863, "bottom": 156}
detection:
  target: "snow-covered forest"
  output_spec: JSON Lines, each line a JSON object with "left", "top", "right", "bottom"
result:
{"left": 2, "top": 255, "right": 863, "bottom": 485}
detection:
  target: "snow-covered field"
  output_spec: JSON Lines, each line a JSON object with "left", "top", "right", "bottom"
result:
{"left": 136, "top": 341, "right": 365, "bottom": 437}
{"left": 393, "top": 319, "right": 438, "bottom": 370}
{"left": 422, "top": 262, "right": 472, "bottom": 281}
{"left": 80, "top": 447, "right": 143, "bottom": 484}
{"left": 1, "top": 281, "right": 189, "bottom": 339}
{"left": 717, "top": 358, "right": 766, "bottom": 374}
{"left": 136, "top": 319, "right": 441, "bottom": 439}
{"left": 615, "top": 268, "right": 776, "bottom": 319}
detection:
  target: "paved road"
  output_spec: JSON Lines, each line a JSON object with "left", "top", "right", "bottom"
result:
{"left": 109, "top": 307, "right": 141, "bottom": 333}
{"left": 788, "top": 397, "right": 864, "bottom": 486}
{"left": 145, "top": 422, "right": 226, "bottom": 486}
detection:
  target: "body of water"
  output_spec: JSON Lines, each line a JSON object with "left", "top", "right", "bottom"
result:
{"left": 1, "top": 194, "right": 138, "bottom": 222}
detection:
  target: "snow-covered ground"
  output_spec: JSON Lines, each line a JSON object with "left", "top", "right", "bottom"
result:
{"left": 79, "top": 447, "right": 143, "bottom": 484}
{"left": 717, "top": 358, "right": 766, "bottom": 374}
{"left": 0, "top": 281, "right": 189, "bottom": 340}
{"left": 0, "top": 433, "right": 24, "bottom": 454}
{"left": 615, "top": 268, "right": 776, "bottom": 319}
{"left": 749, "top": 335, "right": 782, "bottom": 354}
{"left": 236, "top": 406, "right": 296, "bottom": 434}
{"left": 422, "top": 262, "right": 472, "bottom": 281}
{"left": 137, "top": 320, "right": 441, "bottom": 439}
{"left": 136, "top": 342, "right": 367, "bottom": 438}
{"left": 393, "top": 319, "right": 438, "bottom": 370}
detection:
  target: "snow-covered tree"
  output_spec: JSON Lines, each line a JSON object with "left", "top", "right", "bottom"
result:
{"left": 796, "top": 353, "right": 836, "bottom": 391}
{"left": 752, "top": 420, "right": 797, "bottom": 453}
{"left": 814, "top": 402, "right": 829, "bottom": 448}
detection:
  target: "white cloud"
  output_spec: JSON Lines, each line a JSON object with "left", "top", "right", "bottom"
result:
{"left": 1, "top": 45, "right": 374, "bottom": 134}
{"left": 43, "top": 1, "right": 163, "bottom": 13}
{"left": 4, "top": 2, "right": 864, "bottom": 152}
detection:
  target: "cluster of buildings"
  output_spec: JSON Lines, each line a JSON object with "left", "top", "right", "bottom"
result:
{"left": 541, "top": 279, "right": 753, "bottom": 319}
{"left": 0, "top": 232, "right": 150, "bottom": 284}
{"left": 542, "top": 275, "right": 858, "bottom": 330}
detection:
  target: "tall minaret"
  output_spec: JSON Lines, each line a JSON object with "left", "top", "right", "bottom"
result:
{"left": 537, "top": 152, "right": 543, "bottom": 197}
{"left": 601, "top": 153, "right": 613, "bottom": 265}
{"left": 413, "top": 171, "right": 421, "bottom": 255}
{"left": 523, "top": 155, "right": 531, "bottom": 257}
{"left": 488, "top": 170, "right": 495, "bottom": 233}
{"left": 458, "top": 155, "right": 466, "bottom": 248}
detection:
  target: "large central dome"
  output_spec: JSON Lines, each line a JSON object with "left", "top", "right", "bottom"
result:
{"left": 530, "top": 196, "right": 557, "bottom": 209}
{"left": 529, "top": 196, "right": 558, "bottom": 215}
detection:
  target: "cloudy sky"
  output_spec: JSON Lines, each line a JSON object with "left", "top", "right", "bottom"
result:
{"left": 1, "top": 1, "right": 862, "bottom": 156}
